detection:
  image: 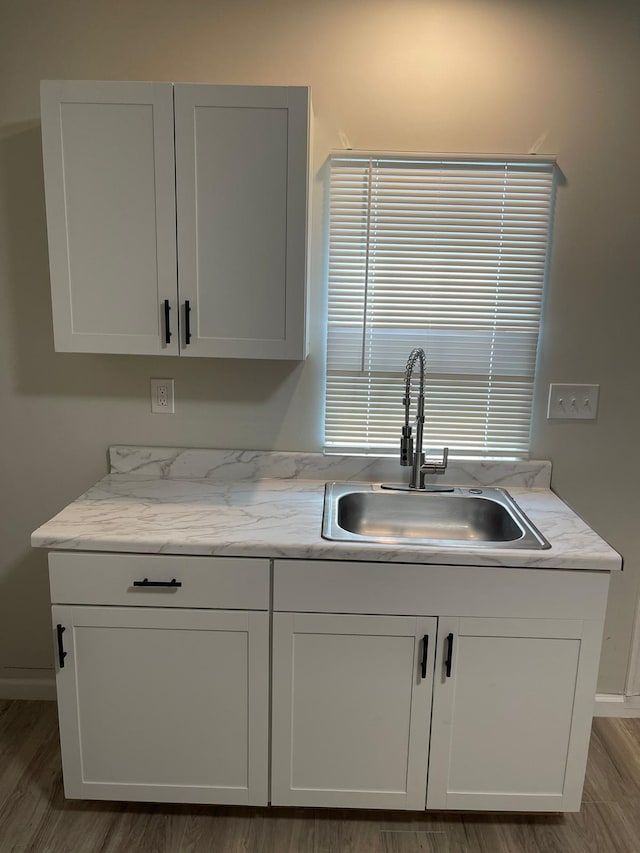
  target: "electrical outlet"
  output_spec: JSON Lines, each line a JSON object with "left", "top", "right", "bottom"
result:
{"left": 547, "top": 383, "right": 599, "bottom": 420}
{"left": 150, "top": 378, "right": 174, "bottom": 414}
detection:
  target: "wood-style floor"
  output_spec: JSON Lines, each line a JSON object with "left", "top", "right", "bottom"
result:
{"left": 1, "top": 700, "right": 640, "bottom": 853}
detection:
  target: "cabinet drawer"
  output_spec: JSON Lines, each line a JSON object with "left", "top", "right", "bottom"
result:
{"left": 273, "top": 560, "right": 610, "bottom": 619}
{"left": 49, "top": 552, "right": 269, "bottom": 609}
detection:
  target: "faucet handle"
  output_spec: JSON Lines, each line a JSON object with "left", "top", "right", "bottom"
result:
{"left": 421, "top": 446, "right": 449, "bottom": 475}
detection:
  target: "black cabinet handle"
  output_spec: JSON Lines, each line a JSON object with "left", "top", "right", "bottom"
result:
{"left": 184, "top": 300, "right": 192, "bottom": 345}
{"left": 420, "top": 634, "right": 429, "bottom": 679}
{"left": 445, "top": 632, "right": 454, "bottom": 678}
{"left": 132, "top": 578, "right": 182, "bottom": 588}
{"left": 56, "top": 624, "right": 67, "bottom": 669}
{"left": 164, "top": 299, "right": 172, "bottom": 344}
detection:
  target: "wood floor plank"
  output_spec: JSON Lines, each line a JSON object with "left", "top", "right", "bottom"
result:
{"left": 0, "top": 701, "right": 58, "bottom": 797}
{"left": 98, "top": 803, "right": 191, "bottom": 853}
{"left": 583, "top": 717, "right": 640, "bottom": 804}
{"left": 313, "top": 809, "right": 386, "bottom": 853}
{"left": 179, "top": 806, "right": 270, "bottom": 853}
{"left": 378, "top": 811, "right": 469, "bottom": 836}
{"left": 529, "top": 801, "right": 640, "bottom": 853}
{"left": 0, "top": 714, "right": 65, "bottom": 852}
{"left": 171, "top": 804, "right": 222, "bottom": 853}
{"left": 0, "top": 703, "right": 639, "bottom": 853}
{"left": 459, "top": 813, "right": 549, "bottom": 853}
{"left": 259, "top": 807, "right": 319, "bottom": 853}
{"left": 32, "top": 798, "right": 123, "bottom": 853}
{"left": 380, "top": 829, "right": 452, "bottom": 853}
{"left": 582, "top": 720, "right": 625, "bottom": 803}
{"left": 0, "top": 700, "right": 39, "bottom": 743}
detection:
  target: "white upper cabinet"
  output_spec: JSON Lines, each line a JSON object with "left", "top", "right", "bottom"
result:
{"left": 41, "top": 81, "right": 178, "bottom": 355}
{"left": 175, "top": 85, "right": 309, "bottom": 359}
{"left": 40, "top": 80, "right": 310, "bottom": 359}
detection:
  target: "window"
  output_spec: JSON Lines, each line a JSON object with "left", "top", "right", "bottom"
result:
{"left": 325, "top": 153, "right": 556, "bottom": 458}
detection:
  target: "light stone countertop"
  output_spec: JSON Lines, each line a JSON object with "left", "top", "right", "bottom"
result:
{"left": 31, "top": 447, "right": 622, "bottom": 572}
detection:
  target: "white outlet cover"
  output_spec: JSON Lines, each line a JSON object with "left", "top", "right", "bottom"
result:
{"left": 547, "top": 383, "right": 599, "bottom": 420}
{"left": 150, "top": 378, "right": 175, "bottom": 414}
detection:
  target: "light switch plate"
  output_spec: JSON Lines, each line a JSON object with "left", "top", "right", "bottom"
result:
{"left": 547, "top": 383, "right": 599, "bottom": 420}
{"left": 150, "top": 378, "right": 175, "bottom": 414}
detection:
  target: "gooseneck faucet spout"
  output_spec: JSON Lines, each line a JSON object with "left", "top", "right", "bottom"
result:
{"left": 401, "top": 348, "right": 426, "bottom": 486}
{"left": 400, "top": 347, "right": 449, "bottom": 490}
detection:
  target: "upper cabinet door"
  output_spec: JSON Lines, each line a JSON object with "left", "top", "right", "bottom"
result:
{"left": 41, "top": 81, "right": 178, "bottom": 355}
{"left": 174, "top": 85, "right": 310, "bottom": 359}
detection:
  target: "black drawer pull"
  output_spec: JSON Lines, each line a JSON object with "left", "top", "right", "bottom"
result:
{"left": 184, "top": 300, "right": 192, "bottom": 345}
{"left": 132, "top": 578, "right": 182, "bottom": 588}
{"left": 164, "top": 299, "right": 172, "bottom": 344}
{"left": 56, "top": 624, "right": 67, "bottom": 669}
{"left": 420, "top": 634, "right": 429, "bottom": 679}
{"left": 445, "top": 632, "right": 454, "bottom": 678}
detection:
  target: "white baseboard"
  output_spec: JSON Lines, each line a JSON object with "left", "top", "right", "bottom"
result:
{"left": 0, "top": 676, "right": 56, "bottom": 701}
{"left": 594, "top": 693, "right": 640, "bottom": 718}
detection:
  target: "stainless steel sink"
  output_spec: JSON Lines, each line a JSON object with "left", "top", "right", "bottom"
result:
{"left": 322, "top": 483, "right": 550, "bottom": 549}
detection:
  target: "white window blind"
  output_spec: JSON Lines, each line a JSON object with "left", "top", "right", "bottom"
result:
{"left": 325, "top": 153, "right": 556, "bottom": 458}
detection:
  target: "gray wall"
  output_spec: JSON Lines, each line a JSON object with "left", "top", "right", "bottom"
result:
{"left": 1, "top": 0, "right": 638, "bottom": 693}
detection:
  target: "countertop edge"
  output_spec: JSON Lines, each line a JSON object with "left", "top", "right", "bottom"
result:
{"left": 30, "top": 474, "right": 623, "bottom": 573}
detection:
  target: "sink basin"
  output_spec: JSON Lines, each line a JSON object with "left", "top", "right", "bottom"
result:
{"left": 322, "top": 483, "right": 550, "bottom": 550}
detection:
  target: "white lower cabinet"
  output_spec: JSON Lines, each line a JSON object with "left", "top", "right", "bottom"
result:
{"left": 271, "top": 612, "right": 436, "bottom": 809}
{"left": 271, "top": 559, "right": 610, "bottom": 813}
{"left": 269, "top": 612, "right": 599, "bottom": 812}
{"left": 50, "top": 553, "right": 609, "bottom": 812}
{"left": 51, "top": 554, "right": 270, "bottom": 805}
{"left": 427, "top": 617, "right": 602, "bottom": 812}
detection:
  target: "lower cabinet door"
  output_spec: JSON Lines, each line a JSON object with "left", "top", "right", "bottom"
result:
{"left": 427, "top": 617, "right": 602, "bottom": 812}
{"left": 271, "top": 612, "right": 436, "bottom": 809}
{"left": 52, "top": 605, "right": 269, "bottom": 804}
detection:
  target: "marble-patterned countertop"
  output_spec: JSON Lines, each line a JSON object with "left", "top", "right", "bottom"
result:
{"left": 31, "top": 447, "right": 622, "bottom": 571}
